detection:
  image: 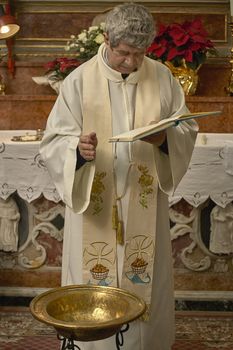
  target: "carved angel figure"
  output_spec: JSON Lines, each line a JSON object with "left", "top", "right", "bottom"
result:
{"left": 209, "top": 203, "right": 233, "bottom": 255}
{"left": 0, "top": 197, "right": 20, "bottom": 252}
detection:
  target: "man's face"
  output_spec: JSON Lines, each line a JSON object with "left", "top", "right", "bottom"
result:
{"left": 104, "top": 37, "right": 146, "bottom": 74}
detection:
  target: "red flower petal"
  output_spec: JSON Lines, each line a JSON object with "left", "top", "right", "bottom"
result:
{"left": 184, "top": 49, "right": 193, "bottom": 62}
{"left": 168, "top": 25, "right": 190, "bottom": 47}
{"left": 167, "top": 47, "right": 184, "bottom": 61}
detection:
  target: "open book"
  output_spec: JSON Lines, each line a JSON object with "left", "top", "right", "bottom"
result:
{"left": 109, "top": 110, "right": 222, "bottom": 142}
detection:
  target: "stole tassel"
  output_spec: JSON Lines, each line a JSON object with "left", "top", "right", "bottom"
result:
{"left": 117, "top": 220, "right": 124, "bottom": 245}
{"left": 112, "top": 204, "right": 118, "bottom": 230}
{"left": 112, "top": 203, "right": 124, "bottom": 245}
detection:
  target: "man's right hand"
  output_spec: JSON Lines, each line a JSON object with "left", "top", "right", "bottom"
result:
{"left": 78, "top": 132, "right": 98, "bottom": 161}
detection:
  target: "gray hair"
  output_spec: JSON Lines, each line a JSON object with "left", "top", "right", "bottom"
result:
{"left": 105, "top": 3, "right": 156, "bottom": 49}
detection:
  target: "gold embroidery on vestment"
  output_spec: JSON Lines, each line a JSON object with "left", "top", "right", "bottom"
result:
{"left": 123, "top": 235, "right": 155, "bottom": 287}
{"left": 137, "top": 165, "right": 154, "bottom": 208}
{"left": 83, "top": 241, "right": 115, "bottom": 282}
{"left": 90, "top": 171, "right": 107, "bottom": 215}
{"left": 125, "top": 234, "right": 155, "bottom": 263}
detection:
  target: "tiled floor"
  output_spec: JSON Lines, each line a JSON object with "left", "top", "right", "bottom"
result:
{"left": 1, "top": 307, "right": 233, "bottom": 349}
{"left": 0, "top": 306, "right": 60, "bottom": 350}
{"left": 173, "top": 311, "right": 233, "bottom": 349}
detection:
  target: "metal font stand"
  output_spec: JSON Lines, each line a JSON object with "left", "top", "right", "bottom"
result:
{"left": 57, "top": 324, "right": 130, "bottom": 350}
{"left": 115, "top": 323, "right": 130, "bottom": 350}
{"left": 58, "top": 335, "right": 81, "bottom": 350}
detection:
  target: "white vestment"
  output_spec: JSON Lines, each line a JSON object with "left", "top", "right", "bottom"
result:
{"left": 40, "top": 45, "right": 198, "bottom": 350}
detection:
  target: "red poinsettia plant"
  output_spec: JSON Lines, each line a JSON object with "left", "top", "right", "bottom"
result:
{"left": 44, "top": 57, "right": 81, "bottom": 80}
{"left": 147, "top": 19, "right": 217, "bottom": 70}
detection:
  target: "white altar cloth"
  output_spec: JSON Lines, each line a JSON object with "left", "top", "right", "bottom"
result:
{"left": 169, "top": 133, "right": 233, "bottom": 208}
{"left": 1, "top": 131, "right": 233, "bottom": 207}
{"left": 0, "top": 130, "right": 60, "bottom": 203}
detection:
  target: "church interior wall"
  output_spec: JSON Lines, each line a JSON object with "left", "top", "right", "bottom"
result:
{"left": 1, "top": 0, "right": 233, "bottom": 310}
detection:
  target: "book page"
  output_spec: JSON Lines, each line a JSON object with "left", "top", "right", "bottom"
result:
{"left": 109, "top": 118, "right": 175, "bottom": 142}
{"left": 177, "top": 110, "right": 221, "bottom": 121}
{"left": 109, "top": 110, "right": 222, "bottom": 142}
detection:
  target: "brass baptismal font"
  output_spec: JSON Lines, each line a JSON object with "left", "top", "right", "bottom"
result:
{"left": 30, "top": 284, "right": 146, "bottom": 350}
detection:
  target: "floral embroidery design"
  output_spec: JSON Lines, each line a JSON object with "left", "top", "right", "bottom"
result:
{"left": 90, "top": 171, "right": 106, "bottom": 215}
{"left": 137, "top": 165, "right": 154, "bottom": 208}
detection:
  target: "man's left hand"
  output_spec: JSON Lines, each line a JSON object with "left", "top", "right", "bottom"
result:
{"left": 141, "top": 130, "right": 166, "bottom": 146}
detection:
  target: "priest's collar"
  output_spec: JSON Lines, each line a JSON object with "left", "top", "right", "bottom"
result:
{"left": 98, "top": 43, "right": 143, "bottom": 84}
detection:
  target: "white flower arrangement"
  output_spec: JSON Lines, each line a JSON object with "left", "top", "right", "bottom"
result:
{"left": 65, "top": 23, "right": 105, "bottom": 60}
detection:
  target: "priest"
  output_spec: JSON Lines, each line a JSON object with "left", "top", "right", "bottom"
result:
{"left": 40, "top": 3, "right": 198, "bottom": 350}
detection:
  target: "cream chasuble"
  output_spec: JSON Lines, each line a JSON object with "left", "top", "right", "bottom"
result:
{"left": 40, "top": 42, "right": 198, "bottom": 349}
{"left": 82, "top": 44, "right": 161, "bottom": 306}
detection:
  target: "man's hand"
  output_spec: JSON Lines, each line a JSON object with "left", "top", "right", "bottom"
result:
{"left": 141, "top": 130, "right": 166, "bottom": 146}
{"left": 78, "top": 132, "right": 98, "bottom": 161}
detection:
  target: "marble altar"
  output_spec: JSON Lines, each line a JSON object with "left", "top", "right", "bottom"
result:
{"left": 1, "top": 131, "right": 233, "bottom": 294}
{"left": 0, "top": 130, "right": 60, "bottom": 202}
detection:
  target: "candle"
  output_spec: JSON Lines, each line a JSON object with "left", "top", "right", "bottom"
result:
{"left": 230, "top": 0, "right": 233, "bottom": 17}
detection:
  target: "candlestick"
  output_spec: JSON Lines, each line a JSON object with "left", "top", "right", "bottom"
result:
{"left": 226, "top": 22, "right": 233, "bottom": 95}
{"left": 0, "top": 73, "right": 5, "bottom": 95}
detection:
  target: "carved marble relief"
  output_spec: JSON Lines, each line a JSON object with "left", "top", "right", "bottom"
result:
{"left": 170, "top": 199, "right": 233, "bottom": 273}
{"left": 0, "top": 197, "right": 20, "bottom": 252}
{"left": 209, "top": 203, "right": 233, "bottom": 255}
{"left": 1, "top": 193, "right": 233, "bottom": 293}
{"left": 0, "top": 195, "right": 64, "bottom": 270}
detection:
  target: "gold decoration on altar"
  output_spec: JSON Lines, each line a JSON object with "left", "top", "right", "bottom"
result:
{"left": 165, "top": 60, "right": 201, "bottom": 96}
{"left": 11, "top": 130, "right": 44, "bottom": 142}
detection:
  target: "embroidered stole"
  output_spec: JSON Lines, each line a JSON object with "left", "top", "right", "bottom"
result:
{"left": 82, "top": 45, "right": 161, "bottom": 307}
